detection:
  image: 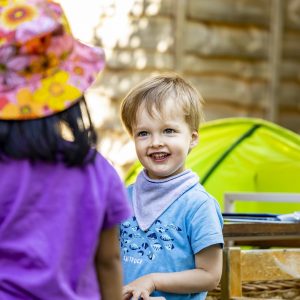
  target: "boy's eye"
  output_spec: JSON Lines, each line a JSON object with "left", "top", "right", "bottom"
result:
{"left": 164, "top": 128, "right": 175, "bottom": 134}
{"left": 137, "top": 131, "right": 148, "bottom": 137}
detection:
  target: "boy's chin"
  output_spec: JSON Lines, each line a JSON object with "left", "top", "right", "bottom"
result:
{"left": 146, "top": 169, "right": 184, "bottom": 180}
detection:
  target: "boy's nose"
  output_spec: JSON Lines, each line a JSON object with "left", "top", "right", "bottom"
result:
{"left": 150, "top": 135, "right": 163, "bottom": 147}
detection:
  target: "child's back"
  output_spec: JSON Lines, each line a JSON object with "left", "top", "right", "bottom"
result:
{"left": 0, "top": 154, "right": 127, "bottom": 299}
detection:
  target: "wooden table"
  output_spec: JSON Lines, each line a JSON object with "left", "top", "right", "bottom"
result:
{"left": 223, "top": 222, "right": 300, "bottom": 247}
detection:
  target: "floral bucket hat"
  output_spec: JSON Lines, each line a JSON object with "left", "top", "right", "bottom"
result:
{"left": 0, "top": 0, "right": 105, "bottom": 120}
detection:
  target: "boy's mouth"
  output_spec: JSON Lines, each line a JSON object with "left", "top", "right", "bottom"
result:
{"left": 149, "top": 152, "right": 169, "bottom": 160}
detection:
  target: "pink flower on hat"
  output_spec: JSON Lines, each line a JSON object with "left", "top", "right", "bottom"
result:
{"left": 47, "top": 33, "right": 73, "bottom": 59}
{"left": 16, "top": 16, "right": 57, "bottom": 44}
{"left": 64, "top": 43, "right": 105, "bottom": 90}
{"left": 0, "top": 96, "right": 9, "bottom": 110}
{"left": 0, "top": 28, "right": 14, "bottom": 46}
{"left": 0, "top": 45, "right": 27, "bottom": 91}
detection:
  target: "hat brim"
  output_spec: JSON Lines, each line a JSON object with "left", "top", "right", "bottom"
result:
{"left": 0, "top": 40, "right": 105, "bottom": 120}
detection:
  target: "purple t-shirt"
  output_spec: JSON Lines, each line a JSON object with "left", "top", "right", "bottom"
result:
{"left": 0, "top": 152, "right": 132, "bottom": 300}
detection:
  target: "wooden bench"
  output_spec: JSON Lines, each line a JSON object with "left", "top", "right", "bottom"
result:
{"left": 220, "top": 247, "right": 300, "bottom": 300}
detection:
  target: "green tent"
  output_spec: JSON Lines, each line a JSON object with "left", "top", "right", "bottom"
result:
{"left": 125, "top": 118, "right": 300, "bottom": 214}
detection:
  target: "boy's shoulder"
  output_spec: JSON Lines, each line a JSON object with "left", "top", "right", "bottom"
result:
{"left": 182, "top": 182, "right": 214, "bottom": 204}
{"left": 177, "top": 183, "right": 222, "bottom": 216}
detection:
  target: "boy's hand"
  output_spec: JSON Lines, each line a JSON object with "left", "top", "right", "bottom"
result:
{"left": 122, "top": 274, "right": 156, "bottom": 300}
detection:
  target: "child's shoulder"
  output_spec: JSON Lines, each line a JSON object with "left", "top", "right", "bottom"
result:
{"left": 180, "top": 182, "right": 221, "bottom": 213}
{"left": 183, "top": 182, "right": 214, "bottom": 203}
{"left": 94, "top": 152, "right": 118, "bottom": 173}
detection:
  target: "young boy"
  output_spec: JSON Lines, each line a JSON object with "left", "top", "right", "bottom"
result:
{"left": 120, "top": 73, "right": 224, "bottom": 300}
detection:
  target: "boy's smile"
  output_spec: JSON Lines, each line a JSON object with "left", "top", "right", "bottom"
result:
{"left": 149, "top": 152, "right": 170, "bottom": 161}
{"left": 132, "top": 97, "right": 199, "bottom": 179}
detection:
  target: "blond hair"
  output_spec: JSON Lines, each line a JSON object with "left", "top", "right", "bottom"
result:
{"left": 120, "top": 73, "right": 204, "bottom": 136}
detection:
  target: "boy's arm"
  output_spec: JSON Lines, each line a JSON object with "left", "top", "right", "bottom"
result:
{"left": 123, "top": 244, "right": 222, "bottom": 300}
{"left": 155, "top": 244, "right": 222, "bottom": 291}
{"left": 96, "top": 226, "right": 123, "bottom": 300}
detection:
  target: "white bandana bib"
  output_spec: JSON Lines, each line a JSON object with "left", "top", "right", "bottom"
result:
{"left": 132, "top": 169, "right": 199, "bottom": 231}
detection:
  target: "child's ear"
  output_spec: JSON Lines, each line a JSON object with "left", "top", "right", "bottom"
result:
{"left": 190, "top": 131, "right": 199, "bottom": 149}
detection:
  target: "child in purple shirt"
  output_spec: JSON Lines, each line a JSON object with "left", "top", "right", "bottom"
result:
{"left": 0, "top": 1, "right": 131, "bottom": 299}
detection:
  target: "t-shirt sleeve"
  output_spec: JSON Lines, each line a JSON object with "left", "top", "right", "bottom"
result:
{"left": 187, "top": 193, "right": 224, "bottom": 254}
{"left": 101, "top": 159, "right": 132, "bottom": 229}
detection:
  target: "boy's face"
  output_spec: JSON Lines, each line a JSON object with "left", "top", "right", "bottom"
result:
{"left": 132, "top": 97, "right": 199, "bottom": 180}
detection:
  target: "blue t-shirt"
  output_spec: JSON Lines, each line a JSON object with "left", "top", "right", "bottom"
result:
{"left": 120, "top": 183, "right": 224, "bottom": 300}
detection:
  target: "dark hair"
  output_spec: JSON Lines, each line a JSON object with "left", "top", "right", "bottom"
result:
{"left": 0, "top": 97, "right": 97, "bottom": 166}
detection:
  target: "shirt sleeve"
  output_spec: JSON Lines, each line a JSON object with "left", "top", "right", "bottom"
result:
{"left": 187, "top": 192, "right": 224, "bottom": 254}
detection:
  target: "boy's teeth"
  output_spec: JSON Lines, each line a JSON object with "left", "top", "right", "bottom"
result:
{"left": 152, "top": 153, "right": 167, "bottom": 159}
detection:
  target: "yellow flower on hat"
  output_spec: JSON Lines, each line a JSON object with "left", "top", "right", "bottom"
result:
{"left": 0, "top": 2, "right": 37, "bottom": 30}
{"left": 1, "top": 87, "right": 46, "bottom": 119}
{"left": 33, "top": 71, "right": 81, "bottom": 111}
{"left": 0, "top": 0, "right": 9, "bottom": 7}
{"left": 0, "top": 0, "right": 14, "bottom": 6}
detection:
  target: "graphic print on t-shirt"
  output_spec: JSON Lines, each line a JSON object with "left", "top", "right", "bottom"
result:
{"left": 120, "top": 216, "right": 182, "bottom": 263}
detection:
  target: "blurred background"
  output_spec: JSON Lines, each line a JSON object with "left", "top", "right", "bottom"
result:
{"left": 58, "top": 0, "right": 300, "bottom": 177}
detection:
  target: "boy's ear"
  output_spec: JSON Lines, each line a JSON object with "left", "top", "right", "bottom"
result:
{"left": 190, "top": 130, "right": 199, "bottom": 149}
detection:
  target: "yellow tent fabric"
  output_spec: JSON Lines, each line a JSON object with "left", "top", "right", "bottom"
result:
{"left": 125, "top": 118, "right": 300, "bottom": 214}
